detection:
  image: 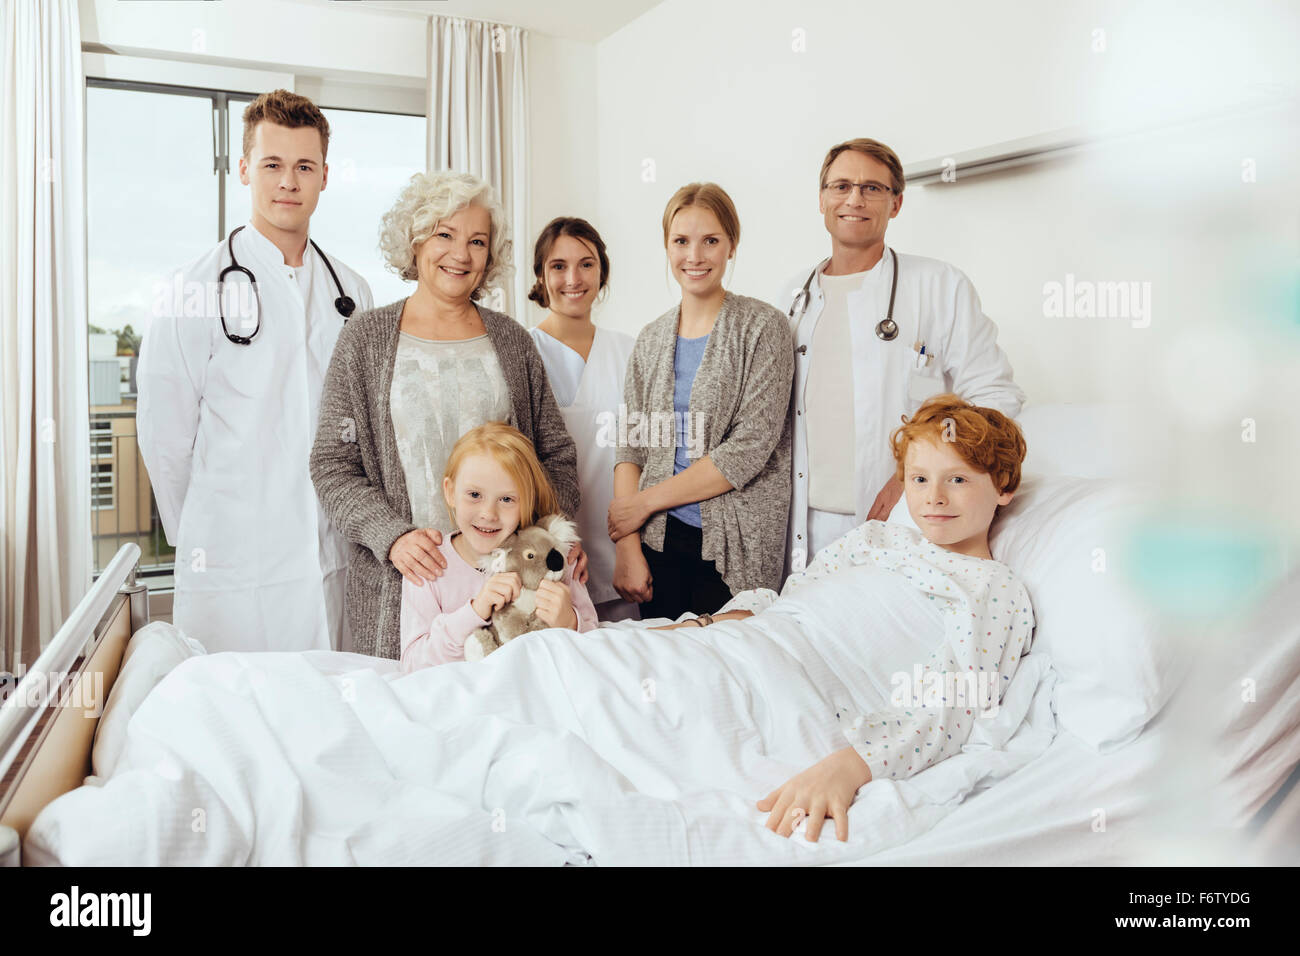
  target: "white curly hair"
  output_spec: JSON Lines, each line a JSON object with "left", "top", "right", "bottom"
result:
{"left": 379, "top": 170, "right": 513, "bottom": 301}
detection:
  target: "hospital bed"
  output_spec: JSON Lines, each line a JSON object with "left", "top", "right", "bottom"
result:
{"left": 0, "top": 544, "right": 144, "bottom": 866}
{"left": 3, "top": 405, "right": 1296, "bottom": 866}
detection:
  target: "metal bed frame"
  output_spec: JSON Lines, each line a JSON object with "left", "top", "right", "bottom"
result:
{"left": 0, "top": 545, "right": 148, "bottom": 865}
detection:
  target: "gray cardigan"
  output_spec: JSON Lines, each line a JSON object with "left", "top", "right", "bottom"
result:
{"left": 310, "top": 299, "right": 580, "bottom": 659}
{"left": 616, "top": 291, "right": 794, "bottom": 594}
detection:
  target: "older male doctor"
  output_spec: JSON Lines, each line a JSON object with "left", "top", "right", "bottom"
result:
{"left": 779, "top": 138, "right": 1024, "bottom": 574}
{"left": 138, "top": 90, "right": 373, "bottom": 653}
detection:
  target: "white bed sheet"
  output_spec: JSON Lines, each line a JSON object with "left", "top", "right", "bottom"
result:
{"left": 27, "top": 596, "right": 1059, "bottom": 866}
{"left": 277, "top": 647, "right": 1188, "bottom": 866}
{"left": 860, "top": 718, "right": 1168, "bottom": 866}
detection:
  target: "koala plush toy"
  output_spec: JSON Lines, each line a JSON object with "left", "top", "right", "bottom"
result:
{"left": 463, "top": 514, "right": 581, "bottom": 661}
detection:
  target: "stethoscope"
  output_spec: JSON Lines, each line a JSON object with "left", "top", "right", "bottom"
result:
{"left": 789, "top": 247, "right": 900, "bottom": 351}
{"left": 218, "top": 225, "right": 356, "bottom": 345}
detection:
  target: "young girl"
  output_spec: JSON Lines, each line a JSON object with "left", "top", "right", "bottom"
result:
{"left": 527, "top": 218, "right": 637, "bottom": 622}
{"left": 399, "top": 422, "right": 598, "bottom": 673}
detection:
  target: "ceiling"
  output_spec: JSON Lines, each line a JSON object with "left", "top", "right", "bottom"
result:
{"left": 305, "top": 0, "right": 666, "bottom": 43}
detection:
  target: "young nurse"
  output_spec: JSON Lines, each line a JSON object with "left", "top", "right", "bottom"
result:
{"left": 527, "top": 219, "right": 637, "bottom": 621}
{"left": 399, "top": 422, "right": 598, "bottom": 673}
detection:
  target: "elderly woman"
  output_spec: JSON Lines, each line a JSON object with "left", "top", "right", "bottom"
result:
{"left": 310, "top": 172, "right": 580, "bottom": 659}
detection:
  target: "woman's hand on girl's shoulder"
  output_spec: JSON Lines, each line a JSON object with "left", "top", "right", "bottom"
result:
{"left": 567, "top": 542, "right": 588, "bottom": 584}
{"left": 390, "top": 529, "right": 449, "bottom": 585}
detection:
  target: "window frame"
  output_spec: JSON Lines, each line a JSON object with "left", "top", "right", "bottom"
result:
{"left": 84, "top": 77, "right": 425, "bottom": 589}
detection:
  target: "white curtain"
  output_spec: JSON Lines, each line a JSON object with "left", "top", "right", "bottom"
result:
{"left": 0, "top": 0, "right": 90, "bottom": 672}
{"left": 427, "top": 15, "right": 530, "bottom": 318}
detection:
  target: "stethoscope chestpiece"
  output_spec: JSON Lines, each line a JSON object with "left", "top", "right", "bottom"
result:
{"left": 335, "top": 295, "right": 356, "bottom": 319}
{"left": 792, "top": 248, "right": 902, "bottom": 349}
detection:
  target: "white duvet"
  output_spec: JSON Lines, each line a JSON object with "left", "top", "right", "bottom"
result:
{"left": 27, "top": 527, "right": 1057, "bottom": 866}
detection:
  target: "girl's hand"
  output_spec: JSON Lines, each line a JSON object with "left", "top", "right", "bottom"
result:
{"left": 756, "top": 747, "right": 872, "bottom": 843}
{"left": 607, "top": 493, "right": 650, "bottom": 542}
{"left": 389, "top": 529, "right": 448, "bottom": 585}
{"left": 534, "top": 580, "right": 577, "bottom": 629}
{"left": 613, "top": 539, "right": 653, "bottom": 604}
{"left": 471, "top": 572, "right": 521, "bottom": 620}
{"left": 567, "top": 542, "right": 589, "bottom": 584}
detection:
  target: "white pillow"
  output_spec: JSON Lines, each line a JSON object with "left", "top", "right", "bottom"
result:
{"left": 91, "top": 621, "right": 207, "bottom": 779}
{"left": 1015, "top": 403, "right": 1133, "bottom": 480}
{"left": 988, "top": 474, "right": 1173, "bottom": 751}
{"left": 889, "top": 472, "right": 1171, "bottom": 750}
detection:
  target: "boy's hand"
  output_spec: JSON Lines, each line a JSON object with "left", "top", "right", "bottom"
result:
{"left": 534, "top": 579, "right": 577, "bottom": 629}
{"left": 472, "top": 572, "right": 521, "bottom": 620}
{"left": 756, "top": 747, "right": 872, "bottom": 843}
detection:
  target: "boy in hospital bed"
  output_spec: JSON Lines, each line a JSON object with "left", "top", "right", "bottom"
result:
{"left": 652, "top": 392, "right": 1030, "bottom": 842}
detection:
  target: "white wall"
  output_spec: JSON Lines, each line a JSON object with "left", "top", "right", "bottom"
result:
{"left": 590, "top": 0, "right": 1298, "bottom": 415}
{"left": 522, "top": 32, "right": 600, "bottom": 320}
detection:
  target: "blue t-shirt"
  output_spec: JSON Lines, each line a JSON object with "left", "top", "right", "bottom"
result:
{"left": 667, "top": 333, "right": 709, "bottom": 528}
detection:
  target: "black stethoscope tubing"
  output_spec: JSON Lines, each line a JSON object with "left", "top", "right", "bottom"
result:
{"left": 790, "top": 247, "right": 900, "bottom": 353}
{"left": 217, "top": 225, "right": 356, "bottom": 345}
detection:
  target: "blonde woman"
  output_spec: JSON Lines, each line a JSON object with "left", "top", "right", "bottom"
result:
{"left": 311, "top": 171, "right": 582, "bottom": 659}
{"left": 609, "top": 183, "right": 794, "bottom": 620}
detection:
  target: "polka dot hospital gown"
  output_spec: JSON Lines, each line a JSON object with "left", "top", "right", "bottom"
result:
{"left": 718, "top": 520, "right": 1035, "bottom": 784}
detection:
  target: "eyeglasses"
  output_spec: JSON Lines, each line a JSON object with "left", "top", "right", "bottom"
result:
{"left": 822, "top": 180, "right": 896, "bottom": 200}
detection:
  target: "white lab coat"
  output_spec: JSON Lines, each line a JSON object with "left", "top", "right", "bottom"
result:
{"left": 137, "top": 224, "right": 373, "bottom": 653}
{"left": 776, "top": 245, "right": 1024, "bottom": 576}
{"left": 529, "top": 325, "right": 636, "bottom": 607}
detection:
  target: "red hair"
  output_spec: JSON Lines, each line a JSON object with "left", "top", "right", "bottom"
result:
{"left": 442, "top": 422, "right": 559, "bottom": 528}
{"left": 890, "top": 394, "right": 1027, "bottom": 494}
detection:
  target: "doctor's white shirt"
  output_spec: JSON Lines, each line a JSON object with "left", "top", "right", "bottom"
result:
{"left": 778, "top": 245, "right": 1024, "bottom": 577}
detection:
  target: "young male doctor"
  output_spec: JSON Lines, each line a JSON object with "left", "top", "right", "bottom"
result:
{"left": 137, "top": 90, "right": 374, "bottom": 653}
{"left": 779, "top": 138, "right": 1024, "bottom": 574}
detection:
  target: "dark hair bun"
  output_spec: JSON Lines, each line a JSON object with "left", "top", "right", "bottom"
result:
{"left": 527, "top": 277, "right": 548, "bottom": 307}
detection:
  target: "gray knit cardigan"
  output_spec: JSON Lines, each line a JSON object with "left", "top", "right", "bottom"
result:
{"left": 615, "top": 291, "right": 794, "bottom": 594}
{"left": 310, "top": 299, "right": 580, "bottom": 659}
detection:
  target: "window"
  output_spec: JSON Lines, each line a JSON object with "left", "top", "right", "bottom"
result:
{"left": 91, "top": 462, "right": 115, "bottom": 511}
{"left": 90, "top": 419, "right": 113, "bottom": 458}
{"left": 86, "top": 78, "right": 425, "bottom": 587}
